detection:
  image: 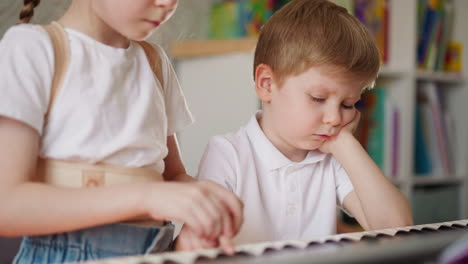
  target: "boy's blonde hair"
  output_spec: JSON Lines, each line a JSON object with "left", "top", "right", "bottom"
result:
{"left": 254, "top": 0, "right": 381, "bottom": 88}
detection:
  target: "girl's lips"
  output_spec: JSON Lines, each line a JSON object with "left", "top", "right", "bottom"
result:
{"left": 145, "top": 20, "right": 160, "bottom": 27}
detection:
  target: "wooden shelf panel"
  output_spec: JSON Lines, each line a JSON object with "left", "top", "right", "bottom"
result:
{"left": 379, "top": 65, "right": 404, "bottom": 77}
{"left": 412, "top": 176, "right": 464, "bottom": 186}
{"left": 416, "top": 71, "right": 464, "bottom": 83}
{"left": 171, "top": 38, "right": 258, "bottom": 59}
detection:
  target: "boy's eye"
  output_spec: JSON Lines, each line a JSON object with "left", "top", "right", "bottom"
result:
{"left": 341, "top": 104, "right": 355, "bottom": 109}
{"left": 310, "top": 95, "right": 356, "bottom": 109}
{"left": 311, "top": 97, "right": 325, "bottom": 102}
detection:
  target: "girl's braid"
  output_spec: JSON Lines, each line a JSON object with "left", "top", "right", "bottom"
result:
{"left": 19, "top": 0, "right": 41, "bottom": 24}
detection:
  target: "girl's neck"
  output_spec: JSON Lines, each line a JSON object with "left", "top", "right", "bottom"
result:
{"left": 57, "top": 1, "right": 130, "bottom": 49}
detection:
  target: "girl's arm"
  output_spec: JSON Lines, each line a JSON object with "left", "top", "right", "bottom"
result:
{"left": 0, "top": 117, "right": 146, "bottom": 236}
{"left": 163, "top": 134, "right": 241, "bottom": 254}
{"left": 0, "top": 117, "right": 242, "bottom": 239}
{"left": 332, "top": 132, "right": 413, "bottom": 230}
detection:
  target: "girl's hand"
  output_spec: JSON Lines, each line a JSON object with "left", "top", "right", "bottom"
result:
{"left": 175, "top": 226, "right": 217, "bottom": 251}
{"left": 143, "top": 180, "right": 243, "bottom": 241}
{"left": 175, "top": 226, "right": 236, "bottom": 255}
{"left": 319, "top": 110, "right": 361, "bottom": 154}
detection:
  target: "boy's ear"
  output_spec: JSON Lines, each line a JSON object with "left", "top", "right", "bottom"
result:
{"left": 254, "top": 64, "right": 274, "bottom": 103}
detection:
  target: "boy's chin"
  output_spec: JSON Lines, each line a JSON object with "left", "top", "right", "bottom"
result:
{"left": 299, "top": 142, "right": 322, "bottom": 151}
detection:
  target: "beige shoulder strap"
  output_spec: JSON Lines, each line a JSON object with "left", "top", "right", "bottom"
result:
{"left": 39, "top": 24, "right": 164, "bottom": 123}
{"left": 39, "top": 21, "right": 70, "bottom": 122}
{"left": 137, "top": 41, "right": 164, "bottom": 89}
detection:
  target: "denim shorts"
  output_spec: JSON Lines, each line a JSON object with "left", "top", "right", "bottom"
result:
{"left": 13, "top": 222, "right": 174, "bottom": 264}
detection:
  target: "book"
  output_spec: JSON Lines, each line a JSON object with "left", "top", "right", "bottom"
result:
{"left": 418, "top": 81, "right": 452, "bottom": 175}
{"left": 357, "top": 87, "right": 387, "bottom": 173}
{"left": 414, "top": 103, "right": 433, "bottom": 175}
{"left": 354, "top": 0, "right": 389, "bottom": 64}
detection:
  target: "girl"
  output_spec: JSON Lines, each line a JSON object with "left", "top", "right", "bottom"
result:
{"left": 0, "top": 0, "right": 242, "bottom": 262}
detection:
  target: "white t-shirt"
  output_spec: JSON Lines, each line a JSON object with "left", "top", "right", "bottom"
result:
{"left": 197, "top": 112, "right": 354, "bottom": 244}
{"left": 0, "top": 24, "right": 193, "bottom": 173}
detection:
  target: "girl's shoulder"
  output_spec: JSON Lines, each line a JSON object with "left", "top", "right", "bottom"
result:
{"left": 2, "top": 23, "right": 52, "bottom": 45}
{"left": 1, "top": 24, "right": 54, "bottom": 63}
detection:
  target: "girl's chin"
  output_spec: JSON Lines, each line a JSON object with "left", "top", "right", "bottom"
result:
{"left": 128, "top": 30, "right": 153, "bottom": 41}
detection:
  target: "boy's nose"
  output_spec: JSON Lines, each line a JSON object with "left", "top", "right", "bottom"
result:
{"left": 322, "top": 107, "right": 342, "bottom": 127}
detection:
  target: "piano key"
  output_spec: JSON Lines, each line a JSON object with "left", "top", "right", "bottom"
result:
{"left": 84, "top": 219, "right": 468, "bottom": 264}
{"left": 451, "top": 224, "right": 468, "bottom": 229}
{"left": 420, "top": 227, "right": 439, "bottom": 233}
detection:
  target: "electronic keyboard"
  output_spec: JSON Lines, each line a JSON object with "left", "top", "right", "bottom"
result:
{"left": 90, "top": 219, "right": 468, "bottom": 264}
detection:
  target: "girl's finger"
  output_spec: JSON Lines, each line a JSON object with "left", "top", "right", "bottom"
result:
{"left": 218, "top": 235, "right": 236, "bottom": 255}
{"left": 201, "top": 181, "right": 244, "bottom": 233}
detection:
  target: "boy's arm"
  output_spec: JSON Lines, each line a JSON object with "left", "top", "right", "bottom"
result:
{"left": 334, "top": 132, "right": 413, "bottom": 230}
{"left": 196, "top": 136, "right": 237, "bottom": 192}
{"left": 163, "top": 135, "right": 195, "bottom": 182}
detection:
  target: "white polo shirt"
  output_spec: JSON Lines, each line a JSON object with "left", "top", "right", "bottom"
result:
{"left": 197, "top": 112, "right": 354, "bottom": 244}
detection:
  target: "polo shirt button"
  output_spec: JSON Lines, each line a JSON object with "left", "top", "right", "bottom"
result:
{"left": 289, "top": 184, "right": 296, "bottom": 192}
{"left": 286, "top": 167, "right": 293, "bottom": 174}
{"left": 287, "top": 205, "right": 296, "bottom": 215}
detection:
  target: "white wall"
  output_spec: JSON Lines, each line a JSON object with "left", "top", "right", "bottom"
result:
{"left": 176, "top": 54, "right": 259, "bottom": 176}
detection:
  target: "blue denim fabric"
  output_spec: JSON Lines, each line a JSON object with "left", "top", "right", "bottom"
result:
{"left": 13, "top": 222, "right": 174, "bottom": 264}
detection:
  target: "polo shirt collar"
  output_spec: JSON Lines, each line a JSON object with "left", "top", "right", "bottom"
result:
{"left": 245, "top": 111, "right": 327, "bottom": 171}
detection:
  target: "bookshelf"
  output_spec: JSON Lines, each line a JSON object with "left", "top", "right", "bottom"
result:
{"left": 172, "top": 0, "right": 468, "bottom": 225}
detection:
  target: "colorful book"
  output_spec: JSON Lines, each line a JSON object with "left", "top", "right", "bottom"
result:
{"left": 354, "top": 0, "right": 389, "bottom": 64}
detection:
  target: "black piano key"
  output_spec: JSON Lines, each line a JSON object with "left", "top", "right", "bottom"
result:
{"left": 279, "top": 244, "right": 303, "bottom": 254}
{"left": 438, "top": 225, "right": 465, "bottom": 231}
{"left": 394, "top": 230, "right": 412, "bottom": 236}
{"left": 338, "top": 237, "right": 356, "bottom": 244}
{"left": 283, "top": 245, "right": 296, "bottom": 249}
{"left": 360, "top": 235, "right": 379, "bottom": 242}
{"left": 306, "top": 241, "right": 321, "bottom": 248}
{"left": 407, "top": 229, "right": 424, "bottom": 234}
{"left": 195, "top": 250, "right": 255, "bottom": 263}
{"left": 162, "top": 261, "right": 180, "bottom": 264}
{"left": 263, "top": 247, "right": 278, "bottom": 254}
{"left": 375, "top": 233, "right": 393, "bottom": 238}
{"left": 282, "top": 245, "right": 301, "bottom": 251}
{"left": 324, "top": 239, "right": 339, "bottom": 244}
{"left": 194, "top": 255, "right": 215, "bottom": 262}
{"left": 420, "top": 227, "right": 439, "bottom": 233}
{"left": 452, "top": 224, "right": 468, "bottom": 229}
{"left": 217, "top": 253, "right": 233, "bottom": 259}
{"left": 235, "top": 251, "right": 254, "bottom": 257}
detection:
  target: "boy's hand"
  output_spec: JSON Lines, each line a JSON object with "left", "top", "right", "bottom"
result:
{"left": 143, "top": 180, "right": 243, "bottom": 240}
{"left": 175, "top": 226, "right": 236, "bottom": 255}
{"left": 319, "top": 110, "right": 361, "bottom": 154}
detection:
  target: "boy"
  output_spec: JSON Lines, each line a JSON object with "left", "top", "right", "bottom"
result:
{"left": 180, "top": 0, "right": 413, "bottom": 248}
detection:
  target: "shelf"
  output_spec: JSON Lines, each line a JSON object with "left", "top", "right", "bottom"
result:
{"left": 412, "top": 176, "right": 464, "bottom": 186}
{"left": 378, "top": 66, "right": 405, "bottom": 78}
{"left": 171, "top": 38, "right": 257, "bottom": 59}
{"left": 390, "top": 178, "right": 402, "bottom": 186}
{"left": 416, "top": 71, "right": 464, "bottom": 83}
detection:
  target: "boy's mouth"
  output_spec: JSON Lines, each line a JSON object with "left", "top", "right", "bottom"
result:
{"left": 313, "top": 134, "right": 331, "bottom": 140}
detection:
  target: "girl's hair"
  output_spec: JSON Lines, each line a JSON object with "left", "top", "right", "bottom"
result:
{"left": 254, "top": 0, "right": 381, "bottom": 88}
{"left": 19, "top": 0, "right": 41, "bottom": 24}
